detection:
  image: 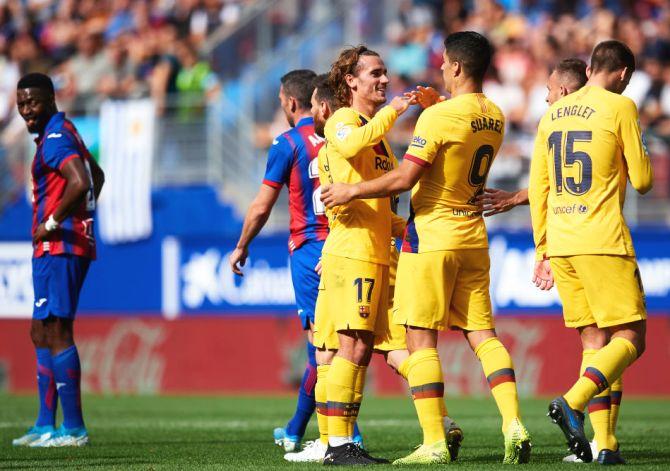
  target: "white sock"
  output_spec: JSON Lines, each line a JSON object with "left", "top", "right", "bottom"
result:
{"left": 329, "top": 436, "right": 353, "bottom": 447}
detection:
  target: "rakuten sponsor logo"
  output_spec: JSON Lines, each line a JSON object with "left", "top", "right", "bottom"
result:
{"left": 180, "top": 248, "right": 295, "bottom": 309}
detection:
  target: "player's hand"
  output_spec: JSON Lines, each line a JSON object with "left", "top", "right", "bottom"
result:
{"left": 532, "top": 259, "right": 554, "bottom": 291}
{"left": 404, "top": 86, "right": 445, "bottom": 109}
{"left": 314, "top": 258, "right": 322, "bottom": 276}
{"left": 229, "top": 246, "right": 248, "bottom": 276}
{"left": 320, "top": 183, "right": 358, "bottom": 208}
{"left": 476, "top": 188, "right": 519, "bottom": 216}
{"left": 33, "top": 223, "right": 49, "bottom": 243}
{"left": 389, "top": 95, "right": 415, "bottom": 116}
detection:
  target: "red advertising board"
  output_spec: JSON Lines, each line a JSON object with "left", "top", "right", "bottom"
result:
{"left": 0, "top": 316, "right": 668, "bottom": 396}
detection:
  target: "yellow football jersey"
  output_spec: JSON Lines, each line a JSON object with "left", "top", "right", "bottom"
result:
{"left": 528, "top": 85, "right": 653, "bottom": 259}
{"left": 320, "top": 105, "right": 399, "bottom": 265}
{"left": 401, "top": 93, "right": 504, "bottom": 253}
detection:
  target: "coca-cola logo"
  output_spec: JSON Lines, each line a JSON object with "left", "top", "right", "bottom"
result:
{"left": 438, "top": 319, "right": 543, "bottom": 397}
{"left": 77, "top": 320, "right": 165, "bottom": 393}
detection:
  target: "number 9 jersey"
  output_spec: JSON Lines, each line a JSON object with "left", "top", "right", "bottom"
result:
{"left": 401, "top": 93, "right": 504, "bottom": 253}
{"left": 528, "top": 86, "right": 654, "bottom": 259}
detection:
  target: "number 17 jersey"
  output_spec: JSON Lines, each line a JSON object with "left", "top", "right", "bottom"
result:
{"left": 529, "top": 86, "right": 653, "bottom": 258}
{"left": 402, "top": 93, "right": 504, "bottom": 253}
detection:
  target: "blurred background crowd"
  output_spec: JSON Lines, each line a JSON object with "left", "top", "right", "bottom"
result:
{"left": 0, "top": 0, "right": 668, "bottom": 225}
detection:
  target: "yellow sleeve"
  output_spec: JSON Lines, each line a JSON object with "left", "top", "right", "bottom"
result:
{"left": 391, "top": 213, "right": 406, "bottom": 238}
{"left": 616, "top": 98, "right": 653, "bottom": 194}
{"left": 404, "top": 106, "right": 443, "bottom": 166}
{"left": 528, "top": 122, "right": 549, "bottom": 261}
{"left": 324, "top": 106, "right": 398, "bottom": 159}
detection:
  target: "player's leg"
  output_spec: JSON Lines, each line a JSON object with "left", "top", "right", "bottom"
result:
{"left": 275, "top": 242, "right": 322, "bottom": 451}
{"left": 551, "top": 255, "right": 644, "bottom": 464}
{"left": 32, "top": 254, "right": 90, "bottom": 448}
{"left": 393, "top": 250, "right": 452, "bottom": 465}
{"left": 14, "top": 256, "right": 60, "bottom": 446}
{"left": 375, "top": 259, "right": 464, "bottom": 461}
{"left": 563, "top": 325, "right": 609, "bottom": 462}
{"left": 323, "top": 256, "right": 387, "bottom": 465}
{"left": 12, "top": 316, "right": 58, "bottom": 446}
{"left": 455, "top": 249, "right": 530, "bottom": 464}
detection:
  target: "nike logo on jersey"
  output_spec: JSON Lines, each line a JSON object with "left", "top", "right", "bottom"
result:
{"left": 272, "top": 138, "right": 279, "bottom": 145}
{"left": 46, "top": 133, "right": 62, "bottom": 139}
{"left": 35, "top": 298, "right": 47, "bottom": 307}
{"left": 56, "top": 382, "right": 66, "bottom": 390}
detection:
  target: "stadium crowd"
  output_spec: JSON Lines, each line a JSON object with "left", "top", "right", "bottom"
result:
{"left": 0, "top": 0, "right": 668, "bottom": 206}
{"left": 381, "top": 0, "right": 670, "bottom": 199}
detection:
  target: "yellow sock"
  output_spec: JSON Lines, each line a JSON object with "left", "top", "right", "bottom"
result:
{"left": 326, "top": 357, "right": 360, "bottom": 443}
{"left": 316, "top": 364, "right": 330, "bottom": 445}
{"left": 475, "top": 337, "right": 520, "bottom": 432}
{"left": 407, "top": 348, "right": 445, "bottom": 445}
{"left": 350, "top": 365, "right": 367, "bottom": 438}
{"left": 610, "top": 376, "right": 623, "bottom": 434}
{"left": 581, "top": 349, "right": 617, "bottom": 451}
{"left": 564, "top": 338, "right": 637, "bottom": 412}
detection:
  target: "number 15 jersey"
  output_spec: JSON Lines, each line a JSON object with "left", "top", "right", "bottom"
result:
{"left": 529, "top": 85, "right": 653, "bottom": 259}
{"left": 402, "top": 93, "right": 504, "bottom": 253}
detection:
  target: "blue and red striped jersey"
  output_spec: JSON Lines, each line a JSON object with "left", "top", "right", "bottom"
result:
{"left": 31, "top": 112, "right": 96, "bottom": 259}
{"left": 262, "top": 116, "right": 328, "bottom": 252}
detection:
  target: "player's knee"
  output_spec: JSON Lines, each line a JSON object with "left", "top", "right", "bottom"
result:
{"left": 29, "top": 321, "right": 47, "bottom": 348}
{"left": 579, "top": 325, "right": 607, "bottom": 349}
{"left": 634, "top": 338, "right": 646, "bottom": 358}
{"left": 464, "top": 328, "right": 496, "bottom": 351}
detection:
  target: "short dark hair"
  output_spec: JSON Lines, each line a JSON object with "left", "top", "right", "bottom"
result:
{"left": 443, "top": 31, "right": 492, "bottom": 82}
{"left": 280, "top": 69, "right": 317, "bottom": 110}
{"left": 313, "top": 73, "right": 337, "bottom": 110}
{"left": 554, "top": 58, "right": 588, "bottom": 90}
{"left": 590, "top": 40, "right": 635, "bottom": 74}
{"left": 17, "top": 73, "right": 55, "bottom": 94}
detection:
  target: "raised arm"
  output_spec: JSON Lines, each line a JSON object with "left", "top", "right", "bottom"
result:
{"left": 326, "top": 96, "right": 412, "bottom": 158}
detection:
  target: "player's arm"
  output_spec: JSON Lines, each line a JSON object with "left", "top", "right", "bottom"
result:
{"left": 528, "top": 124, "right": 553, "bottom": 290}
{"left": 476, "top": 188, "right": 529, "bottom": 216}
{"left": 229, "top": 184, "right": 282, "bottom": 276}
{"left": 230, "top": 135, "right": 291, "bottom": 275}
{"left": 391, "top": 213, "right": 407, "bottom": 238}
{"left": 322, "top": 158, "right": 425, "bottom": 208}
{"left": 326, "top": 96, "right": 412, "bottom": 158}
{"left": 89, "top": 157, "right": 105, "bottom": 200}
{"left": 34, "top": 156, "right": 91, "bottom": 242}
{"left": 321, "top": 106, "right": 436, "bottom": 206}
{"left": 618, "top": 99, "right": 653, "bottom": 194}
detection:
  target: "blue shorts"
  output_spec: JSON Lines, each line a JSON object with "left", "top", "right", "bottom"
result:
{"left": 32, "top": 254, "right": 91, "bottom": 320}
{"left": 290, "top": 240, "right": 324, "bottom": 330}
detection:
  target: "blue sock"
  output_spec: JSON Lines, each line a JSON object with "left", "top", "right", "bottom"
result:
{"left": 35, "top": 348, "right": 57, "bottom": 427}
{"left": 52, "top": 345, "right": 84, "bottom": 430}
{"left": 285, "top": 341, "right": 317, "bottom": 438}
{"left": 354, "top": 422, "right": 362, "bottom": 441}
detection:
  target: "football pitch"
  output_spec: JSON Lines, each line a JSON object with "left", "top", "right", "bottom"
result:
{"left": 1, "top": 394, "right": 669, "bottom": 470}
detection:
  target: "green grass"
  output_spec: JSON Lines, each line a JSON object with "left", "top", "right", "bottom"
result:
{"left": 1, "top": 394, "right": 669, "bottom": 470}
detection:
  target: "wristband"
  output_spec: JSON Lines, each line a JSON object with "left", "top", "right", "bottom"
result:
{"left": 45, "top": 214, "right": 59, "bottom": 232}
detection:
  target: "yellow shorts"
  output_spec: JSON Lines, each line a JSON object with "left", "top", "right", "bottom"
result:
{"left": 393, "top": 249, "right": 494, "bottom": 331}
{"left": 550, "top": 255, "right": 647, "bottom": 329}
{"left": 373, "top": 245, "right": 407, "bottom": 352}
{"left": 313, "top": 254, "right": 390, "bottom": 350}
